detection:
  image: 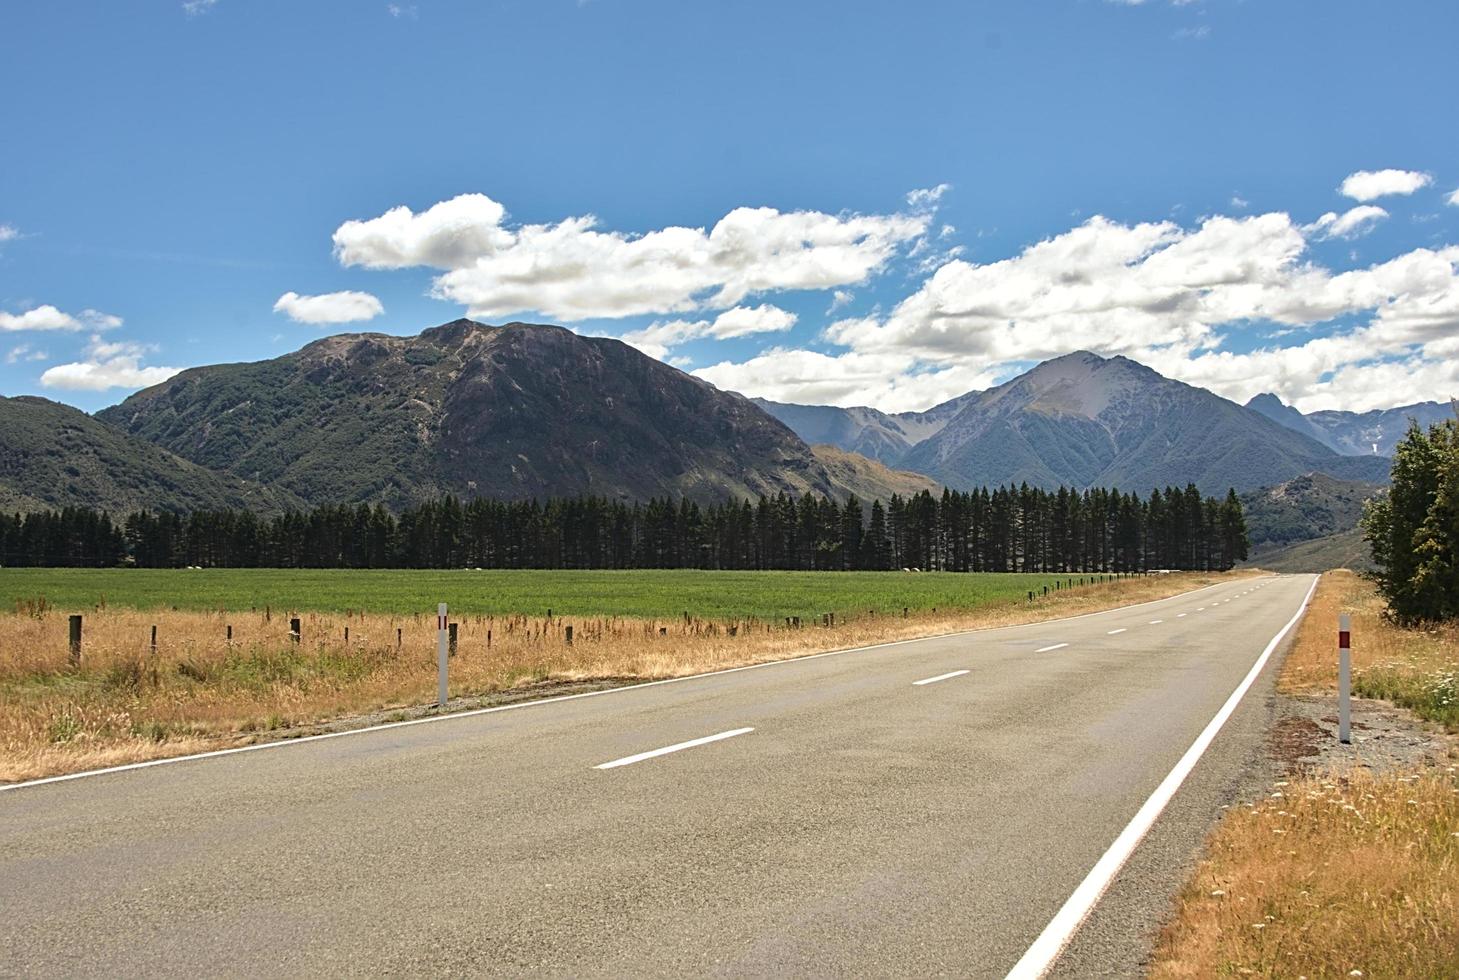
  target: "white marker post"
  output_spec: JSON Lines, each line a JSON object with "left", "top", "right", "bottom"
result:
{"left": 1338, "top": 613, "right": 1351, "bottom": 744}
{"left": 437, "top": 602, "right": 449, "bottom": 709}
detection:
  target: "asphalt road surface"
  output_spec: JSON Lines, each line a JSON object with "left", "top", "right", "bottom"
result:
{"left": 1, "top": 574, "right": 1316, "bottom": 978}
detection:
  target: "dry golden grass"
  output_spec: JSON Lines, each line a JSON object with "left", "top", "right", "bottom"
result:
{"left": 1153, "top": 571, "right": 1459, "bottom": 978}
{"left": 1, "top": 571, "right": 1231, "bottom": 783}
{"left": 1281, "top": 570, "right": 1459, "bottom": 730}
{"left": 1151, "top": 769, "right": 1459, "bottom": 978}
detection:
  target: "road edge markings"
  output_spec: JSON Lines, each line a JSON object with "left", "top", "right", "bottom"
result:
{"left": 0, "top": 575, "right": 1267, "bottom": 794}
{"left": 1003, "top": 574, "right": 1319, "bottom": 980}
{"left": 1035, "top": 643, "right": 1070, "bottom": 653}
{"left": 594, "top": 728, "right": 753, "bottom": 770}
{"left": 913, "top": 670, "right": 970, "bottom": 686}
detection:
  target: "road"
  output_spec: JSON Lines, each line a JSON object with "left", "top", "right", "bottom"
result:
{"left": 1, "top": 574, "right": 1315, "bottom": 978}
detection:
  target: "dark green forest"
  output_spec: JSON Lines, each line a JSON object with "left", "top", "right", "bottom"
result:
{"left": 1, "top": 483, "right": 1247, "bottom": 573}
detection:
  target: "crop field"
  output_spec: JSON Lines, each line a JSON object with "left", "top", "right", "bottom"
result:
{"left": 0, "top": 568, "right": 1220, "bottom": 783}
{"left": 0, "top": 568, "right": 1118, "bottom": 620}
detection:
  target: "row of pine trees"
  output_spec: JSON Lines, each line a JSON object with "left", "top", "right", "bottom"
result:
{"left": 1, "top": 484, "right": 1247, "bottom": 572}
{"left": 1362, "top": 417, "right": 1459, "bottom": 623}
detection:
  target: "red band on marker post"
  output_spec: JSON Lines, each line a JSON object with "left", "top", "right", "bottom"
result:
{"left": 1339, "top": 630, "right": 1350, "bottom": 647}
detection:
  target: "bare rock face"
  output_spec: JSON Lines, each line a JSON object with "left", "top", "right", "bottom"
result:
{"left": 99, "top": 320, "right": 918, "bottom": 508}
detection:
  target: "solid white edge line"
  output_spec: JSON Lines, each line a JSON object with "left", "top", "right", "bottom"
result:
{"left": 1035, "top": 643, "right": 1070, "bottom": 653}
{"left": 594, "top": 727, "right": 753, "bottom": 770}
{"left": 913, "top": 669, "right": 970, "bottom": 686}
{"left": 0, "top": 575, "right": 1270, "bottom": 794}
{"left": 1003, "top": 574, "right": 1317, "bottom": 980}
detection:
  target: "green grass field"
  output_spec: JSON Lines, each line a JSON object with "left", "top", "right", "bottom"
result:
{"left": 0, "top": 568, "right": 1118, "bottom": 620}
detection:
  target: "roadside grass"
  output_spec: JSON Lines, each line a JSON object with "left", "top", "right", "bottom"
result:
{"left": 1152, "top": 769, "right": 1459, "bottom": 979}
{"left": 0, "top": 570, "right": 1225, "bottom": 783}
{"left": 1281, "top": 569, "right": 1459, "bottom": 731}
{"left": 1152, "top": 570, "right": 1459, "bottom": 978}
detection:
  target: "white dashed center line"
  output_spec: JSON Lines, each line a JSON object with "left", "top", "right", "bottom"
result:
{"left": 595, "top": 728, "right": 754, "bottom": 770}
{"left": 1107, "top": 628, "right": 1127, "bottom": 635}
{"left": 1149, "top": 620, "right": 1163, "bottom": 625}
{"left": 913, "top": 670, "right": 969, "bottom": 686}
{"left": 1036, "top": 643, "right": 1070, "bottom": 653}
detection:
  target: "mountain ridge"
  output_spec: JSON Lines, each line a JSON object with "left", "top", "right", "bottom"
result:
{"left": 763, "top": 351, "right": 1391, "bottom": 495}
{"left": 96, "top": 319, "right": 935, "bottom": 510}
{"left": 1246, "top": 391, "right": 1456, "bottom": 456}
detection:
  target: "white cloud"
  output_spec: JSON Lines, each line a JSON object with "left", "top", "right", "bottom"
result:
{"left": 694, "top": 348, "right": 1002, "bottom": 413}
{"left": 273, "top": 290, "right": 384, "bottom": 325}
{"left": 1173, "top": 25, "right": 1210, "bottom": 40}
{"left": 1448, "top": 188, "right": 1459, "bottom": 207}
{"left": 5, "top": 344, "right": 47, "bottom": 364}
{"left": 906, "top": 184, "right": 951, "bottom": 210}
{"left": 0, "top": 305, "right": 122, "bottom": 333}
{"left": 1339, "top": 169, "right": 1433, "bottom": 202}
{"left": 1306, "top": 205, "right": 1388, "bottom": 241}
{"left": 333, "top": 193, "right": 929, "bottom": 321}
{"left": 182, "top": 0, "right": 217, "bottom": 15}
{"left": 387, "top": 3, "right": 419, "bottom": 17}
{"left": 619, "top": 304, "right": 797, "bottom": 360}
{"left": 39, "top": 336, "right": 181, "bottom": 392}
{"left": 0, "top": 224, "right": 18, "bottom": 243}
{"left": 827, "top": 289, "right": 854, "bottom": 314}
{"left": 696, "top": 207, "right": 1459, "bottom": 414}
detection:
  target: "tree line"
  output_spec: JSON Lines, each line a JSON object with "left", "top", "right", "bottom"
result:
{"left": 1, "top": 483, "right": 1248, "bottom": 573}
{"left": 1362, "top": 415, "right": 1459, "bottom": 623}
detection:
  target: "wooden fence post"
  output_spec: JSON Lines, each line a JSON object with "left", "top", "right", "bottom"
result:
{"left": 68, "top": 615, "right": 82, "bottom": 667}
{"left": 290, "top": 618, "right": 301, "bottom": 644}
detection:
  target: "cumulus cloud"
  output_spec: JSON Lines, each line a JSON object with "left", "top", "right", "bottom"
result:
{"left": 273, "top": 290, "right": 384, "bottom": 325}
{"left": 39, "top": 336, "right": 181, "bottom": 392}
{"left": 620, "top": 304, "right": 796, "bottom": 360}
{"left": 1339, "top": 169, "right": 1433, "bottom": 202}
{"left": 182, "top": 0, "right": 217, "bottom": 14}
{"left": 0, "top": 224, "right": 18, "bottom": 243}
{"left": 1448, "top": 188, "right": 1459, "bottom": 207}
{"left": 332, "top": 193, "right": 929, "bottom": 321}
{"left": 0, "top": 305, "right": 121, "bottom": 333}
{"left": 694, "top": 207, "right": 1459, "bottom": 413}
{"left": 1307, "top": 205, "right": 1388, "bottom": 241}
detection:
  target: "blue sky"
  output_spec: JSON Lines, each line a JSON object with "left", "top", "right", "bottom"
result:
{"left": 2, "top": 0, "right": 1457, "bottom": 414}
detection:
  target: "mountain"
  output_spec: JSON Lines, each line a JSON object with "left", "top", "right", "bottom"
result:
{"left": 1239, "top": 472, "right": 1382, "bottom": 551}
{"left": 98, "top": 320, "right": 930, "bottom": 509}
{"left": 1237, "top": 470, "right": 1381, "bottom": 572}
{"left": 754, "top": 393, "right": 979, "bottom": 466}
{"left": 760, "top": 352, "right": 1392, "bottom": 495}
{"left": 808, "top": 445, "right": 940, "bottom": 501}
{"left": 1246, "top": 392, "right": 1456, "bottom": 456}
{"left": 0, "top": 396, "right": 298, "bottom": 515}
{"left": 1245, "top": 392, "right": 1332, "bottom": 448}
{"left": 896, "top": 352, "right": 1391, "bottom": 494}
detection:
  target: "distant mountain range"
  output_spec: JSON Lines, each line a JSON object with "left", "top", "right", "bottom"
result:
{"left": 4, "top": 322, "right": 1445, "bottom": 522}
{"left": 760, "top": 351, "right": 1393, "bottom": 495}
{"left": 1245, "top": 392, "right": 1455, "bottom": 457}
